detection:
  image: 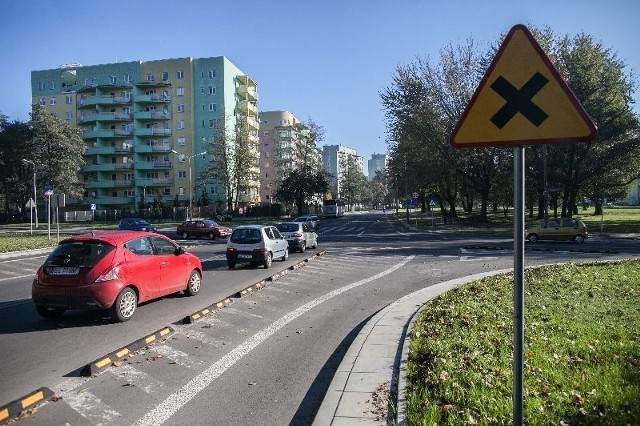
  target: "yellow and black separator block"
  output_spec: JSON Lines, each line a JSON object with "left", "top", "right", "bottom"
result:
{"left": 234, "top": 280, "right": 267, "bottom": 298}
{"left": 0, "top": 387, "right": 54, "bottom": 423}
{"left": 183, "top": 297, "right": 233, "bottom": 324}
{"left": 81, "top": 327, "right": 174, "bottom": 376}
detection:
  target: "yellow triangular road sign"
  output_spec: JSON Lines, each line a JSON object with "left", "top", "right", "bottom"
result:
{"left": 451, "top": 24, "right": 597, "bottom": 148}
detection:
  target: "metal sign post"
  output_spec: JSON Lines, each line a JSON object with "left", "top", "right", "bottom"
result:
{"left": 513, "top": 146, "right": 525, "bottom": 423}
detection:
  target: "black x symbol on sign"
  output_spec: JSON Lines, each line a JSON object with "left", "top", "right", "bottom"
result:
{"left": 490, "top": 72, "right": 549, "bottom": 129}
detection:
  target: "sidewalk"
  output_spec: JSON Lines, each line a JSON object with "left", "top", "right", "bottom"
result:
{"left": 312, "top": 269, "right": 512, "bottom": 425}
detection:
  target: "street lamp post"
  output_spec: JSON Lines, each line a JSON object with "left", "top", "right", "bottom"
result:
{"left": 22, "top": 159, "right": 38, "bottom": 231}
{"left": 172, "top": 149, "right": 206, "bottom": 220}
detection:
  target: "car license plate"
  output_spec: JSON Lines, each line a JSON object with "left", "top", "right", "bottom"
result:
{"left": 238, "top": 254, "right": 252, "bottom": 259}
{"left": 50, "top": 267, "right": 80, "bottom": 275}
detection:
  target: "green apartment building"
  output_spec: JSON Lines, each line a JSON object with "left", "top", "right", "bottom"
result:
{"left": 31, "top": 56, "right": 260, "bottom": 215}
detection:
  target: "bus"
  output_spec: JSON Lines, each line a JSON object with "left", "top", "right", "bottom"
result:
{"left": 322, "top": 199, "right": 345, "bottom": 218}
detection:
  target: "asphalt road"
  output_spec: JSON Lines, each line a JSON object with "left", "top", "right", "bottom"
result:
{"left": 0, "top": 211, "right": 637, "bottom": 425}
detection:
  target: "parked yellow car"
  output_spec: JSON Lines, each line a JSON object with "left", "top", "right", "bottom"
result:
{"left": 525, "top": 218, "right": 589, "bottom": 244}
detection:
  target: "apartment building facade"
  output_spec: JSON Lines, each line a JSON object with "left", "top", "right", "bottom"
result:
{"left": 322, "top": 144, "right": 363, "bottom": 199}
{"left": 367, "top": 153, "right": 388, "bottom": 180}
{"left": 31, "top": 56, "right": 260, "bottom": 213}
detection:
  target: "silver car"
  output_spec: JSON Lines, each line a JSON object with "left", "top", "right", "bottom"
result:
{"left": 226, "top": 225, "right": 289, "bottom": 269}
{"left": 276, "top": 222, "right": 318, "bottom": 253}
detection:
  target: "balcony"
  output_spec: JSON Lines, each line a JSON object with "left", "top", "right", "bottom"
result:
{"left": 134, "top": 143, "right": 173, "bottom": 153}
{"left": 82, "top": 129, "right": 133, "bottom": 139}
{"left": 237, "top": 100, "right": 258, "bottom": 116}
{"left": 78, "top": 95, "right": 132, "bottom": 108}
{"left": 79, "top": 112, "right": 132, "bottom": 124}
{"left": 135, "top": 81, "right": 171, "bottom": 89}
{"left": 83, "top": 163, "right": 134, "bottom": 172}
{"left": 135, "top": 177, "right": 174, "bottom": 187}
{"left": 84, "top": 145, "right": 133, "bottom": 155}
{"left": 135, "top": 94, "right": 171, "bottom": 104}
{"left": 236, "top": 76, "right": 258, "bottom": 101}
{"left": 135, "top": 111, "right": 172, "bottom": 121}
{"left": 135, "top": 128, "right": 172, "bottom": 137}
{"left": 84, "top": 179, "right": 135, "bottom": 189}
{"left": 135, "top": 161, "right": 173, "bottom": 170}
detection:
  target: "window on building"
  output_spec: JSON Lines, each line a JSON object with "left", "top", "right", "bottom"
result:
{"left": 209, "top": 103, "right": 216, "bottom": 112}
{"left": 209, "top": 120, "right": 215, "bottom": 128}
{"left": 39, "top": 98, "right": 45, "bottom": 106}
{"left": 110, "top": 75, "right": 117, "bottom": 84}
{"left": 38, "top": 82, "right": 46, "bottom": 91}
{"left": 112, "top": 191, "right": 118, "bottom": 197}
{"left": 179, "top": 187, "right": 186, "bottom": 195}
{"left": 177, "top": 104, "right": 185, "bottom": 113}
{"left": 125, "top": 190, "right": 135, "bottom": 197}
{"left": 263, "top": 131, "right": 269, "bottom": 136}
{"left": 177, "top": 70, "right": 184, "bottom": 80}
{"left": 201, "top": 87, "right": 205, "bottom": 95}
{"left": 162, "top": 72, "right": 169, "bottom": 81}
{"left": 177, "top": 120, "right": 185, "bottom": 129}
{"left": 177, "top": 137, "right": 186, "bottom": 146}
{"left": 209, "top": 86, "right": 216, "bottom": 95}
{"left": 265, "top": 152, "right": 270, "bottom": 158}
{"left": 124, "top": 74, "right": 132, "bottom": 82}
{"left": 49, "top": 81, "right": 56, "bottom": 90}
{"left": 176, "top": 87, "right": 184, "bottom": 96}
{"left": 146, "top": 74, "right": 155, "bottom": 82}
{"left": 208, "top": 70, "right": 215, "bottom": 79}
{"left": 65, "top": 95, "right": 73, "bottom": 104}
{"left": 49, "top": 97, "right": 56, "bottom": 105}
{"left": 179, "top": 170, "right": 187, "bottom": 179}
{"left": 65, "top": 111, "right": 73, "bottom": 120}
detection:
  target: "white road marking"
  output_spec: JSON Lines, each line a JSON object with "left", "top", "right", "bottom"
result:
{"left": 133, "top": 255, "right": 415, "bottom": 426}
{"left": 111, "top": 365, "right": 164, "bottom": 394}
{"left": 151, "top": 345, "right": 203, "bottom": 369}
{"left": 64, "top": 388, "right": 121, "bottom": 423}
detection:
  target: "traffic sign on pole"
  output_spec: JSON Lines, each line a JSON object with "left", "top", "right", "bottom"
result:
{"left": 450, "top": 24, "right": 597, "bottom": 425}
{"left": 450, "top": 24, "right": 597, "bottom": 148}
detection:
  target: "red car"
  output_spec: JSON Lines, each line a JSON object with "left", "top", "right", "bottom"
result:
{"left": 176, "top": 219, "right": 232, "bottom": 240}
{"left": 32, "top": 231, "right": 203, "bottom": 322}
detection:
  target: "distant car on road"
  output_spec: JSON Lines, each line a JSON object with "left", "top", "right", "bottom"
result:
{"left": 525, "top": 217, "right": 589, "bottom": 244}
{"left": 32, "top": 231, "right": 202, "bottom": 322}
{"left": 276, "top": 222, "right": 318, "bottom": 253}
{"left": 118, "top": 218, "right": 156, "bottom": 232}
{"left": 293, "top": 215, "right": 320, "bottom": 230}
{"left": 176, "top": 219, "right": 232, "bottom": 240}
{"left": 226, "top": 225, "right": 288, "bottom": 269}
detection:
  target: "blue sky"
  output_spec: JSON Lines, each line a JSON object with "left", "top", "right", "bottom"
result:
{"left": 1, "top": 0, "right": 638, "bottom": 171}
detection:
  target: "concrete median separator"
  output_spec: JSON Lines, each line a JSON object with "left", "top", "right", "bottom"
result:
{"left": 81, "top": 327, "right": 174, "bottom": 377}
{"left": 0, "top": 387, "right": 54, "bottom": 424}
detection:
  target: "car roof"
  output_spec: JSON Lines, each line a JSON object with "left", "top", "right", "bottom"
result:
{"left": 233, "top": 224, "right": 270, "bottom": 229}
{"left": 59, "top": 230, "right": 162, "bottom": 246}
{"left": 277, "top": 222, "right": 302, "bottom": 226}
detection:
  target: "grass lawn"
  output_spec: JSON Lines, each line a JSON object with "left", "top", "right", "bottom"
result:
{"left": 405, "top": 260, "right": 640, "bottom": 424}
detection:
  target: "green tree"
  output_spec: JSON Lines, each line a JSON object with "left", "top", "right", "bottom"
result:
{"left": 531, "top": 29, "right": 640, "bottom": 217}
{"left": 339, "top": 154, "right": 368, "bottom": 211}
{"left": 274, "top": 169, "right": 328, "bottom": 217}
{"left": 0, "top": 115, "right": 33, "bottom": 220}
{"left": 29, "top": 104, "right": 85, "bottom": 198}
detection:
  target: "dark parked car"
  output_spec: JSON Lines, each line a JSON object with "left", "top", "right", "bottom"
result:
{"left": 32, "top": 231, "right": 202, "bottom": 322}
{"left": 176, "top": 220, "right": 232, "bottom": 240}
{"left": 118, "top": 218, "right": 156, "bottom": 232}
{"left": 275, "top": 222, "right": 318, "bottom": 253}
